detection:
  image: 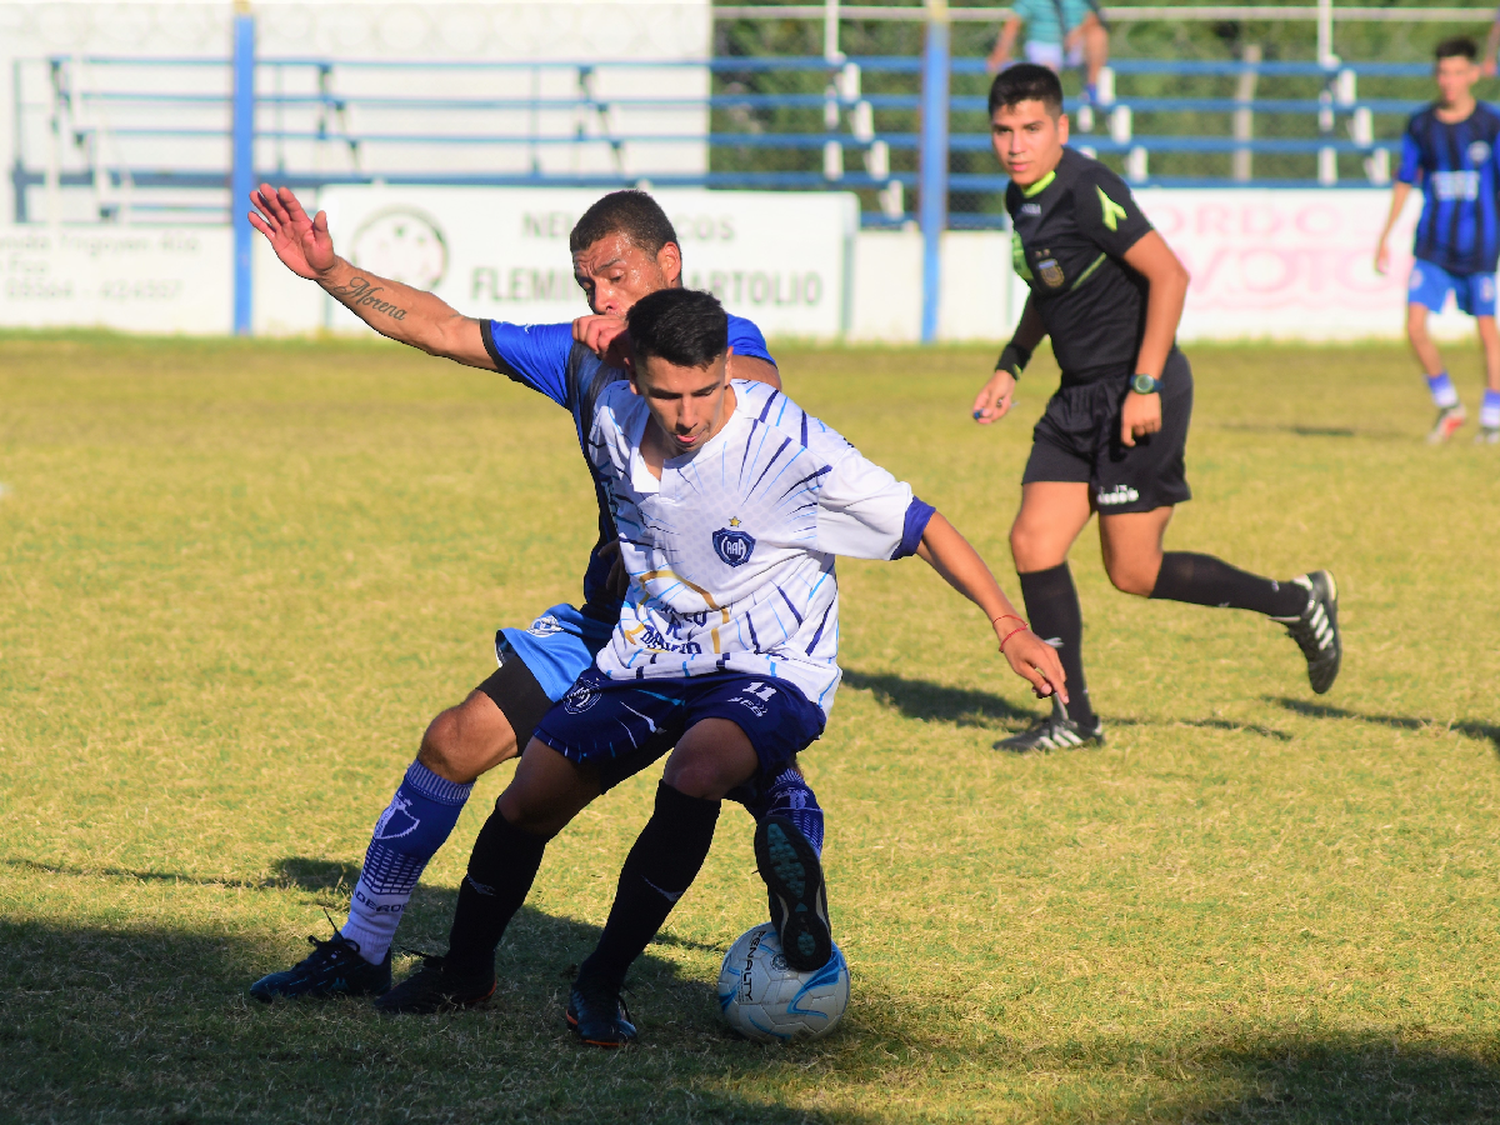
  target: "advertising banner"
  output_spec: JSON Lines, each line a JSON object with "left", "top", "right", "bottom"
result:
{"left": 0, "top": 226, "right": 232, "bottom": 333}
{"left": 317, "top": 187, "right": 858, "bottom": 340}
{"left": 1134, "top": 187, "right": 1455, "bottom": 341}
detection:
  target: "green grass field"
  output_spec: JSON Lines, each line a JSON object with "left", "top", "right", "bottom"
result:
{"left": 2, "top": 332, "right": 1498, "bottom": 1124}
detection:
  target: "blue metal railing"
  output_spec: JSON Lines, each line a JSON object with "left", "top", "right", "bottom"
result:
{"left": 12, "top": 38, "right": 1439, "bottom": 341}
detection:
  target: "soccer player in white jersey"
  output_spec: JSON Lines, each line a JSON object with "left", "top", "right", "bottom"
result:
{"left": 375, "top": 287, "right": 1066, "bottom": 1046}
{"left": 241, "top": 185, "right": 828, "bottom": 1004}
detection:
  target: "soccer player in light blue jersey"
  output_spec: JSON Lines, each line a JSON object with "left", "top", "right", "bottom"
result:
{"left": 1376, "top": 36, "right": 1500, "bottom": 444}
{"left": 374, "top": 288, "right": 1067, "bottom": 1046}
{"left": 242, "top": 185, "right": 828, "bottom": 1003}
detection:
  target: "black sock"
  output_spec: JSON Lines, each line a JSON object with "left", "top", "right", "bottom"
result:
{"left": 577, "top": 782, "right": 721, "bottom": 990}
{"left": 1150, "top": 552, "right": 1307, "bottom": 617}
{"left": 444, "top": 804, "right": 549, "bottom": 977}
{"left": 1018, "top": 563, "right": 1095, "bottom": 728}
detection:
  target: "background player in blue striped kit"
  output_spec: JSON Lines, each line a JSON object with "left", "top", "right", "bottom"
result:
{"left": 242, "top": 186, "right": 828, "bottom": 1003}
{"left": 1376, "top": 36, "right": 1500, "bottom": 445}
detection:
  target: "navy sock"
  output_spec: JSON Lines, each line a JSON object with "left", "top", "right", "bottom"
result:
{"left": 443, "top": 805, "right": 549, "bottom": 978}
{"left": 1150, "top": 552, "right": 1307, "bottom": 617}
{"left": 578, "top": 782, "right": 720, "bottom": 991}
{"left": 341, "top": 759, "right": 473, "bottom": 964}
{"left": 1018, "top": 563, "right": 1095, "bottom": 728}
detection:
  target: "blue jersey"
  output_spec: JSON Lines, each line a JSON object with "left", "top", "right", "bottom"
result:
{"left": 479, "top": 314, "right": 775, "bottom": 621}
{"left": 1398, "top": 103, "right": 1500, "bottom": 275}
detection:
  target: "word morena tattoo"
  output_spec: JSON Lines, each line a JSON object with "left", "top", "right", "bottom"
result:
{"left": 328, "top": 275, "right": 408, "bottom": 320}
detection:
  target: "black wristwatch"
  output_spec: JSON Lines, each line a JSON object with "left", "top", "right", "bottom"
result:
{"left": 1130, "top": 373, "right": 1161, "bottom": 395}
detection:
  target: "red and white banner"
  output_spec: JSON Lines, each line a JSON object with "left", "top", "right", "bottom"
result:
{"left": 1136, "top": 187, "right": 1463, "bottom": 341}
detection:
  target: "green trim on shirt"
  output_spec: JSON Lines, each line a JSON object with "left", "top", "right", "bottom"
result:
{"left": 1022, "top": 170, "right": 1057, "bottom": 198}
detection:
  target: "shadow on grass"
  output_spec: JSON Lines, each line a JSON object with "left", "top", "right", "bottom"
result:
{"left": 0, "top": 909, "right": 885, "bottom": 1125}
{"left": 1173, "top": 717, "right": 1294, "bottom": 742}
{"left": 3, "top": 855, "right": 364, "bottom": 897}
{"left": 1270, "top": 696, "right": 1500, "bottom": 751}
{"left": 840, "top": 668, "right": 1037, "bottom": 727}
{"left": 1092, "top": 1031, "right": 1500, "bottom": 1124}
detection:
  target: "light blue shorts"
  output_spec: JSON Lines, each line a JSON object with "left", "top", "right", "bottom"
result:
{"left": 496, "top": 603, "right": 614, "bottom": 703}
{"left": 1408, "top": 261, "right": 1497, "bottom": 317}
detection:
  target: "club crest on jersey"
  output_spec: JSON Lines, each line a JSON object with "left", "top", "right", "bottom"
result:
{"left": 713, "top": 519, "right": 756, "bottom": 567}
{"left": 1471, "top": 140, "right": 1492, "bottom": 166}
{"left": 1037, "top": 257, "right": 1065, "bottom": 288}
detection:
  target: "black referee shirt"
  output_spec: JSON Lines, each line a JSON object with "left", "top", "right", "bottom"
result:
{"left": 1006, "top": 147, "right": 1156, "bottom": 386}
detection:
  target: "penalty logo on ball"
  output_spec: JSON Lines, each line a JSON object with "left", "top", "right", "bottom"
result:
{"left": 717, "top": 922, "right": 850, "bottom": 1042}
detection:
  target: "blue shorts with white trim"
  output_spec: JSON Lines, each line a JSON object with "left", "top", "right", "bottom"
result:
{"left": 534, "top": 666, "right": 826, "bottom": 789}
{"left": 1408, "top": 260, "right": 1497, "bottom": 317}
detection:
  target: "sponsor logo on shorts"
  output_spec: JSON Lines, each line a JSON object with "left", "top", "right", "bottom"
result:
{"left": 527, "top": 614, "right": 564, "bottom": 637}
{"left": 1096, "top": 484, "right": 1140, "bottom": 506}
{"left": 713, "top": 520, "right": 757, "bottom": 567}
{"left": 1470, "top": 140, "right": 1492, "bottom": 166}
{"left": 562, "top": 680, "right": 601, "bottom": 714}
{"left": 1409, "top": 267, "right": 1424, "bottom": 292}
{"left": 731, "top": 680, "right": 777, "bottom": 717}
{"left": 1481, "top": 276, "right": 1496, "bottom": 303}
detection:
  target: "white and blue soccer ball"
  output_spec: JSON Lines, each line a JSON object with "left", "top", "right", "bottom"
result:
{"left": 717, "top": 922, "right": 850, "bottom": 1042}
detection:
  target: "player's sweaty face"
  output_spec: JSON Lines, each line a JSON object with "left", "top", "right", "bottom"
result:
{"left": 1435, "top": 56, "right": 1479, "bottom": 107}
{"left": 573, "top": 233, "right": 681, "bottom": 318}
{"left": 633, "top": 353, "right": 732, "bottom": 456}
{"left": 991, "top": 100, "right": 1068, "bottom": 188}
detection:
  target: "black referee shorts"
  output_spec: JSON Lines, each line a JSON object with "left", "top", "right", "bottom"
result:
{"left": 1021, "top": 349, "right": 1193, "bottom": 514}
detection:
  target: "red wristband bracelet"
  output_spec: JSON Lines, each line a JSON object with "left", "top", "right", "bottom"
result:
{"left": 998, "top": 624, "right": 1030, "bottom": 653}
{"left": 991, "top": 613, "right": 1026, "bottom": 629}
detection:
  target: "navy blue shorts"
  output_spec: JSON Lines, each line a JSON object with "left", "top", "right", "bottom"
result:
{"left": 533, "top": 667, "right": 826, "bottom": 791}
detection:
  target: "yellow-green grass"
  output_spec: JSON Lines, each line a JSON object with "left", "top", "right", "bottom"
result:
{"left": 1, "top": 331, "right": 1497, "bottom": 1124}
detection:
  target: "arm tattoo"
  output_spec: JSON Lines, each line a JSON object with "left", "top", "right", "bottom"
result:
{"left": 326, "top": 275, "right": 408, "bottom": 321}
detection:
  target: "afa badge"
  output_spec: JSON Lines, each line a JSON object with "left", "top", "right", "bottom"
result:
{"left": 713, "top": 521, "right": 756, "bottom": 567}
{"left": 1037, "top": 257, "right": 1065, "bottom": 288}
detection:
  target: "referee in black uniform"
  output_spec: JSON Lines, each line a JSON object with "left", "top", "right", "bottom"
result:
{"left": 972, "top": 65, "right": 1342, "bottom": 752}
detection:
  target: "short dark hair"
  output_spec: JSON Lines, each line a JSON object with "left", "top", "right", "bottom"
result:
{"left": 626, "top": 288, "right": 728, "bottom": 369}
{"left": 569, "top": 190, "right": 679, "bottom": 256}
{"left": 1436, "top": 36, "right": 1478, "bottom": 62}
{"left": 988, "top": 63, "right": 1064, "bottom": 117}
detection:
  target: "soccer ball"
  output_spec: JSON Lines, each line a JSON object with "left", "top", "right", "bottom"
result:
{"left": 717, "top": 922, "right": 850, "bottom": 1042}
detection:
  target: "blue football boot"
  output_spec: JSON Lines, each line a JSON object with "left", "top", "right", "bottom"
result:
{"left": 249, "top": 929, "right": 390, "bottom": 1001}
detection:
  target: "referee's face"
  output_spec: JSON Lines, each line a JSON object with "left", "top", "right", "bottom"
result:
{"left": 990, "top": 100, "right": 1068, "bottom": 189}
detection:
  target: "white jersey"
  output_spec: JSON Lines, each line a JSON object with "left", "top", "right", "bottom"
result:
{"left": 586, "top": 378, "right": 933, "bottom": 716}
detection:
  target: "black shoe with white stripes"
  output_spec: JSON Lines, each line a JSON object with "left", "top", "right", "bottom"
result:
{"left": 1276, "top": 570, "right": 1341, "bottom": 695}
{"left": 994, "top": 704, "right": 1105, "bottom": 753}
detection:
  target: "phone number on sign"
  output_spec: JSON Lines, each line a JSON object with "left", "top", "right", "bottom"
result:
{"left": 100, "top": 279, "right": 185, "bottom": 300}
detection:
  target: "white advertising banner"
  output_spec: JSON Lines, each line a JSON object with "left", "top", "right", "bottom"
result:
{"left": 1135, "top": 187, "right": 1453, "bottom": 342}
{"left": 0, "top": 226, "right": 232, "bottom": 333}
{"left": 318, "top": 187, "right": 858, "bottom": 340}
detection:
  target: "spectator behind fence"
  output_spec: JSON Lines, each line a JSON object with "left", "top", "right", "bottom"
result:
{"left": 987, "top": 0, "right": 1109, "bottom": 103}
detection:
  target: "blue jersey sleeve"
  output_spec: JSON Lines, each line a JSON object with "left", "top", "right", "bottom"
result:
{"left": 480, "top": 321, "right": 576, "bottom": 408}
{"left": 1396, "top": 122, "right": 1423, "bottom": 185}
{"left": 727, "top": 314, "right": 776, "bottom": 368}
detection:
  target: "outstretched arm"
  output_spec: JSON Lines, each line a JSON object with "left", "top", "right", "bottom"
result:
{"left": 248, "top": 184, "right": 492, "bottom": 368}
{"left": 915, "top": 512, "right": 1067, "bottom": 701}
